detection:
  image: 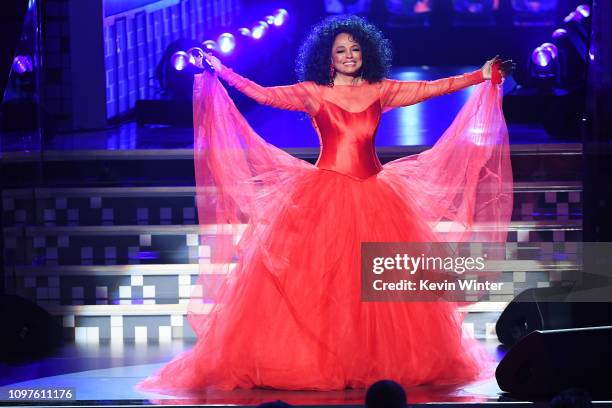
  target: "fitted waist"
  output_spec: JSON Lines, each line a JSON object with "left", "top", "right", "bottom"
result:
{"left": 315, "top": 148, "right": 383, "bottom": 180}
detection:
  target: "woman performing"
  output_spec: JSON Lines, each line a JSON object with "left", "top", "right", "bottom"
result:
{"left": 139, "top": 15, "right": 514, "bottom": 392}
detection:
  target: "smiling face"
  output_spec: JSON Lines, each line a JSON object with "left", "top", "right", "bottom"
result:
{"left": 331, "top": 32, "right": 363, "bottom": 78}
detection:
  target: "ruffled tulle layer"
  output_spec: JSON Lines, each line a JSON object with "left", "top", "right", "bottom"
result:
{"left": 139, "top": 167, "right": 493, "bottom": 392}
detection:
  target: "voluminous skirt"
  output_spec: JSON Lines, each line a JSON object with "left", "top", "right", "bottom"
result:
{"left": 138, "top": 72, "right": 512, "bottom": 392}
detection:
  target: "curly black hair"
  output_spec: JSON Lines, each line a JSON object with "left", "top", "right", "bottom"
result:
{"left": 296, "top": 15, "right": 392, "bottom": 85}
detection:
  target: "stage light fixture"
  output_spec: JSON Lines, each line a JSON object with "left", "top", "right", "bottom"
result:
{"left": 202, "top": 40, "right": 217, "bottom": 51}
{"left": 251, "top": 21, "right": 269, "bottom": 40}
{"left": 552, "top": 28, "right": 567, "bottom": 39}
{"left": 218, "top": 33, "right": 236, "bottom": 54}
{"left": 273, "top": 9, "right": 288, "bottom": 26}
{"left": 564, "top": 4, "right": 589, "bottom": 23}
{"left": 512, "top": 2, "right": 590, "bottom": 140}
{"left": 170, "top": 51, "right": 190, "bottom": 71}
{"left": 265, "top": 15, "right": 275, "bottom": 25}
{"left": 529, "top": 42, "right": 559, "bottom": 85}
{"left": 187, "top": 47, "right": 206, "bottom": 66}
{"left": 576, "top": 4, "right": 590, "bottom": 17}
{"left": 531, "top": 45, "right": 556, "bottom": 69}
{"left": 540, "top": 42, "right": 558, "bottom": 59}
{"left": 238, "top": 27, "right": 251, "bottom": 37}
{"left": 12, "top": 55, "right": 33, "bottom": 74}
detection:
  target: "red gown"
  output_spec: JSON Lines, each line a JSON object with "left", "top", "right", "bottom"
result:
{"left": 138, "top": 68, "right": 513, "bottom": 392}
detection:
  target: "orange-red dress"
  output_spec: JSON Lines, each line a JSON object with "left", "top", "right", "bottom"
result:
{"left": 138, "top": 68, "right": 512, "bottom": 392}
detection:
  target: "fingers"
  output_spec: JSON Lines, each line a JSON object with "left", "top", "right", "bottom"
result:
{"left": 497, "top": 59, "right": 516, "bottom": 77}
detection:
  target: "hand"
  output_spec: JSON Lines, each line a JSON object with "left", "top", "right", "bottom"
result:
{"left": 481, "top": 55, "right": 515, "bottom": 80}
{"left": 192, "top": 51, "right": 223, "bottom": 72}
{"left": 204, "top": 52, "right": 223, "bottom": 72}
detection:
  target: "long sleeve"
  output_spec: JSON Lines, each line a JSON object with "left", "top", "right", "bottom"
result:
{"left": 218, "top": 67, "right": 319, "bottom": 115}
{"left": 380, "top": 69, "right": 484, "bottom": 109}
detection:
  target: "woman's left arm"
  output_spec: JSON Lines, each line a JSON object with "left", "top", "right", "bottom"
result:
{"left": 380, "top": 56, "right": 512, "bottom": 109}
{"left": 380, "top": 69, "right": 484, "bottom": 108}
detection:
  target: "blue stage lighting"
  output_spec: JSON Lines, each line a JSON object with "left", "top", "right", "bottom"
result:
{"left": 541, "top": 42, "right": 558, "bottom": 59}
{"left": 12, "top": 55, "right": 33, "bottom": 74}
{"left": 273, "top": 9, "right": 288, "bottom": 26}
{"left": 532, "top": 45, "right": 555, "bottom": 68}
{"left": 564, "top": 5, "right": 589, "bottom": 23}
{"left": 576, "top": 4, "right": 590, "bottom": 17}
{"left": 186, "top": 47, "right": 205, "bottom": 68}
{"left": 552, "top": 28, "right": 567, "bottom": 39}
{"left": 218, "top": 33, "right": 236, "bottom": 54}
{"left": 251, "top": 21, "right": 269, "bottom": 40}
{"left": 238, "top": 27, "right": 251, "bottom": 37}
{"left": 202, "top": 40, "right": 217, "bottom": 51}
{"left": 170, "top": 51, "right": 190, "bottom": 71}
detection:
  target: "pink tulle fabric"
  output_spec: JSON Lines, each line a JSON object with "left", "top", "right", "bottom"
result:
{"left": 138, "top": 68, "right": 512, "bottom": 392}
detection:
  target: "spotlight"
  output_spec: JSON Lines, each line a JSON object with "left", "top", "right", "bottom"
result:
{"left": 531, "top": 45, "right": 555, "bottom": 69}
{"left": 541, "top": 42, "right": 558, "bottom": 59}
{"left": 576, "top": 4, "right": 590, "bottom": 18}
{"left": 529, "top": 43, "right": 558, "bottom": 85}
{"left": 238, "top": 27, "right": 251, "bottom": 37}
{"left": 155, "top": 39, "right": 204, "bottom": 102}
{"left": 170, "top": 51, "right": 190, "bottom": 71}
{"left": 186, "top": 47, "right": 205, "bottom": 66}
{"left": 251, "top": 21, "right": 269, "bottom": 40}
{"left": 273, "top": 8, "right": 288, "bottom": 26}
{"left": 202, "top": 40, "right": 217, "bottom": 52}
{"left": 565, "top": 4, "right": 590, "bottom": 22}
{"left": 265, "top": 15, "right": 275, "bottom": 25}
{"left": 12, "top": 55, "right": 33, "bottom": 74}
{"left": 218, "top": 33, "right": 236, "bottom": 54}
{"left": 563, "top": 11, "right": 577, "bottom": 23}
{"left": 552, "top": 28, "right": 567, "bottom": 39}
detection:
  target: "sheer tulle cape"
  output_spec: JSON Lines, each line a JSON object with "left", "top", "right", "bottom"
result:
{"left": 137, "top": 71, "right": 512, "bottom": 392}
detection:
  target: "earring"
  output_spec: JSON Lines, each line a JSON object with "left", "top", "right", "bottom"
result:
{"left": 329, "top": 64, "right": 335, "bottom": 87}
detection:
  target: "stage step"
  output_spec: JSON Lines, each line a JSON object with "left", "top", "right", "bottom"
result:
{"left": 35, "top": 302, "right": 508, "bottom": 344}
{"left": 2, "top": 181, "right": 582, "bottom": 228}
{"left": 3, "top": 220, "right": 582, "bottom": 266}
{"left": 7, "top": 244, "right": 578, "bottom": 343}
{"left": 0, "top": 143, "right": 582, "bottom": 187}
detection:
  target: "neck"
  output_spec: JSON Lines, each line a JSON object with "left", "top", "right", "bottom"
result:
{"left": 334, "top": 72, "right": 362, "bottom": 86}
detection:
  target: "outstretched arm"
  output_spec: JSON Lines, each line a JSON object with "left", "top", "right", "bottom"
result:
{"left": 380, "top": 55, "right": 513, "bottom": 109}
{"left": 203, "top": 53, "right": 318, "bottom": 114}
{"left": 380, "top": 70, "right": 484, "bottom": 109}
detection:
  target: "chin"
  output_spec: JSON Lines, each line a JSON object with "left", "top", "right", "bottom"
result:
{"left": 339, "top": 67, "right": 362, "bottom": 76}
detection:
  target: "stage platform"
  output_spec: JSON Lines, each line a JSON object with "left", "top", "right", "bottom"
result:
{"left": 1, "top": 342, "right": 611, "bottom": 407}
{"left": 3, "top": 340, "right": 610, "bottom": 408}
{"left": 0, "top": 66, "right": 597, "bottom": 408}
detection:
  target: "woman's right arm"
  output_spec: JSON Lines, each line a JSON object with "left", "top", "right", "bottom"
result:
{"left": 205, "top": 53, "right": 318, "bottom": 114}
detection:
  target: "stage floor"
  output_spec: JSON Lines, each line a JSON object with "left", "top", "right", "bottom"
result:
{"left": 1, "top": 340, "right": 510, "bottom": 406}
